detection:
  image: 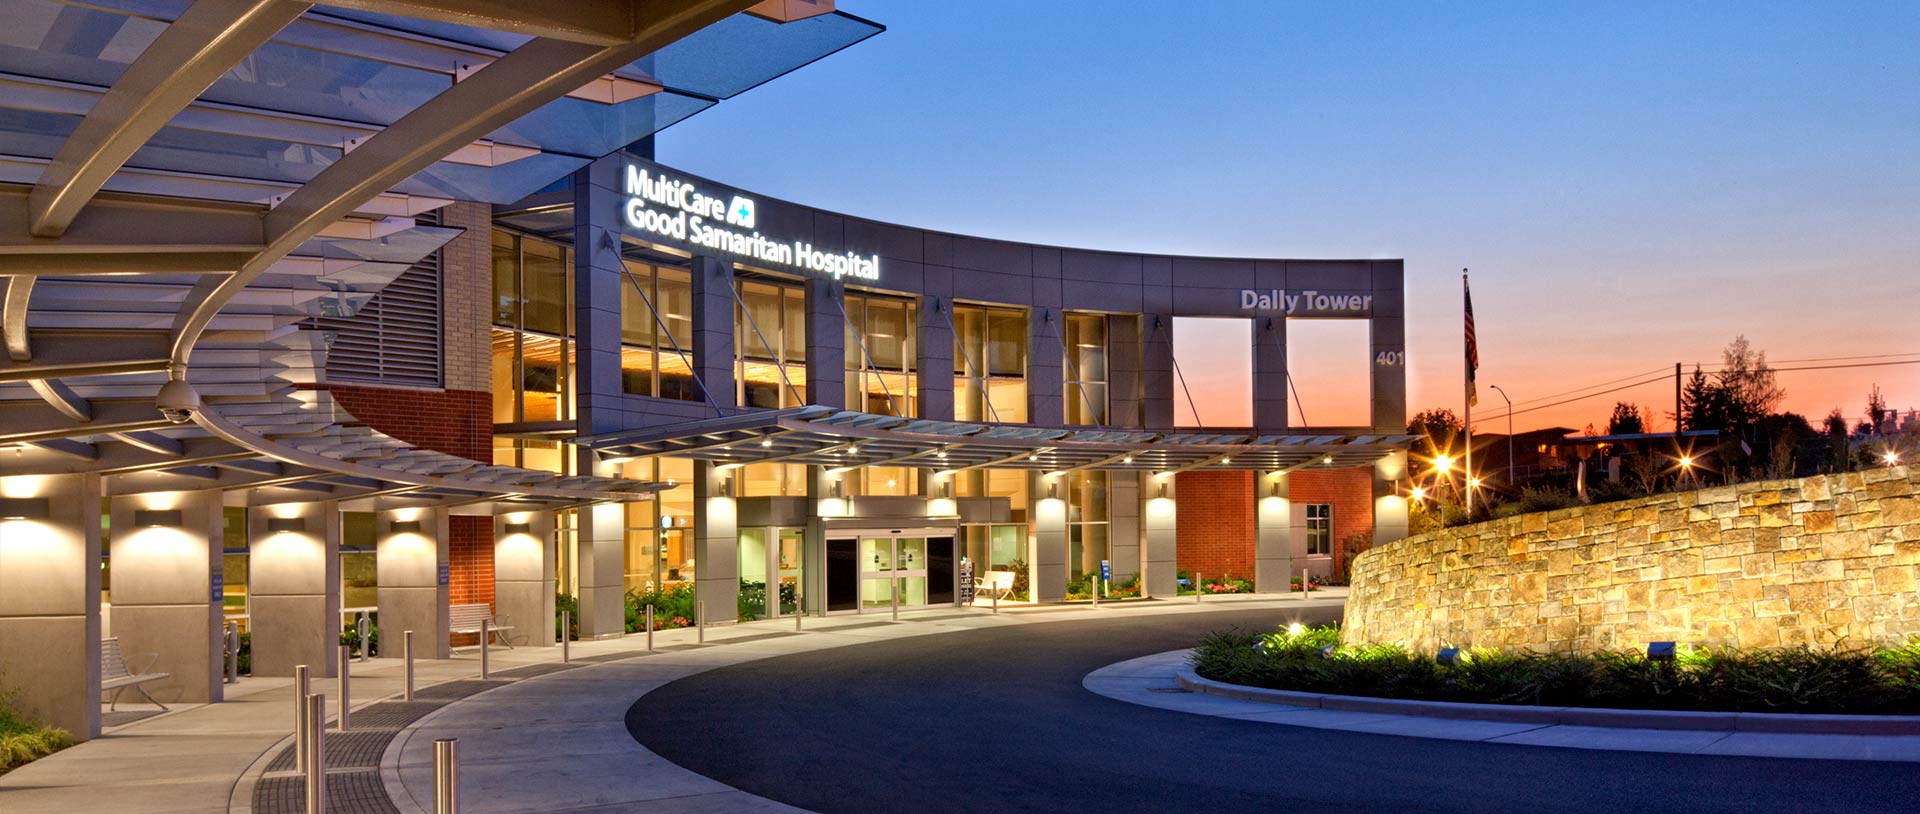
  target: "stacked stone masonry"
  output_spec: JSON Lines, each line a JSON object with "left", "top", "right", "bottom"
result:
{"left": 1344, "top": 466, "right": 1920, "bottom": 654}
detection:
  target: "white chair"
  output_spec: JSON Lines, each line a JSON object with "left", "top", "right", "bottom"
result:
{"left": 101, "top": 637, "right": 170, "bottom": 710}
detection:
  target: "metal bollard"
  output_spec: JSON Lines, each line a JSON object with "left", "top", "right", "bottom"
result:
{"left": 890, "top": 582, "right": 899, "bottom": 622}
{"left": 478, "top": 619, "right": 489, "bottom": 680}
{"left": 403, "top": 630, "right": 415, "bottom": 702}
{"left": 337, "top": 644, "right": 351, "bottom": 731}
{"left": 433, "top": 738, "right": 459, "bottom": 814}
{"left": 645, "top": 605, "right": 655, "bottom": 652}
{"left": 304, "top": 693, "right": 326, "bottom": 814}
{"left": 357, "top": 611, "right": 372, "bottom": 662}
{"left": 1092, "top": 577, "right": 1099, "bottom": 609}
{"left": 795, "top": 606, "right": 803, "bottom": 631}
{"left": 696, "top": 600, "right": 706, "bottom": 643}
{"left": 992, "top": 590, "right": 999, "bottom": 614}
{"left": 225, "top": 621, "right": 239, "bottom": 684}
{"left": 560, "top": 610, "right": 570, "bottom": 663}
{"left": 294, "top": 664, "right": 311, "bottom": 772}
{"left": 1196, "top": 572, "right": 1204, "bottom": 603}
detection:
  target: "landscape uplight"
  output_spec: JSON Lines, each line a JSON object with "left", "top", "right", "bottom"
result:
{"left": 1678, "top": 455, "right": 1694, "bottom": 469}
{"left": 1468, "top": 477, "right": 1482, "bottom": 489}
{"left": 1433, "top": 454, "right": 1454, "bottom": 471}
{"left": 1287, "top": 622, "right": 1305, "bottom": 637}
{"left": 1885, "top": 451, "right": 1901, "bottom": 466}
{"left": 1409, "top": 486, "right": 1428, "bottom": 501}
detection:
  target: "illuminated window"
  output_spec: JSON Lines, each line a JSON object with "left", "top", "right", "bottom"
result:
{"left": 1305, "top": 503, "right": 1332, "bottom": 556}
{"left": 341, "top": 512, "right": 378, "bottom": 611}
{"left": 844, "top": 292, "right": 917, "bottom": 416}
{"left": 1063, "top": 312, "right": 1108, "bottom": 425}
{"left": 953, "top": 303, "right": 1026, "bottom": 423}
{"left": 491, "top": 230, "right": 575, "bottom": 425}
{"left": 618, "top": 457, "right": 695, "bottom": 592}
{"left": 1066, "top": 471, "right": 1109, "bottom": 579}
{"left": 620, "top": 260, "right": 696, "bottom": 401}
{"left": 735, "top": 277, "right": 807, "bottom": 408}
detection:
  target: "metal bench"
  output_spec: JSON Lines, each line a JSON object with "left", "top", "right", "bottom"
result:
{"left": 450, "top": 603, "right": 514, "bottom": 649}
{"left": 971, "top": 570, "right": 1016, "bottom": 605}
{"left": 101, "top": 637, "right": 169, "bottom": 710}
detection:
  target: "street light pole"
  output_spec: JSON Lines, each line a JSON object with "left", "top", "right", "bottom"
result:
{"left": 1489, "top": 385, "right": 1513, "bottom": 487}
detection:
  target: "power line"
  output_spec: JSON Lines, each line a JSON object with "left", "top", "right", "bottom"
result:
{"left": 1693, "top": 350, "right": 1920, "bottom": 370}
{"left": 1476, "top": 357, "right": 1920, "bottom": 426}
{"left": 1474, "top": 374, "right": 1673, "bottom": 423}
{"left": 1505, "top": 365, "right": 1671, "bottom": 408}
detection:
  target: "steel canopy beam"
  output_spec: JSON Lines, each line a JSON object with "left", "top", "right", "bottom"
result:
{"left": 170, "top": 0, "right": 756, "bottom": 372}
{"left": 29, "top": 0, "right": 313, "bottom": 238}
{"left": 319, "top": 0, "right": 649, "bottom": 46}
{"left": 0, "top": 250, "right": 260, "bottom": 277}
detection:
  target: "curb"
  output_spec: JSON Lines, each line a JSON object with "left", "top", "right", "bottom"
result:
{"left": 1174, "top": 666, "right": 1920, "bottom": 735}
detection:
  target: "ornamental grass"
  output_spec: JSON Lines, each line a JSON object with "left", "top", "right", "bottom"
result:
{"left": 0, "top": 702, "right": 72, "bottom": 774}
{"left": 1191, "top": 626, "right": 1920, "bottom": 715}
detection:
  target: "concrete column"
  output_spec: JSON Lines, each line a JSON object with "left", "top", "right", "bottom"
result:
{"left": 918, "top": 295, "right": 954, "bottom": 421}
{"left": 105, "top": 490, "right": 222, "bottom": 704}
{"left": 1373, "top": 450, "right": 1411, "bottom": 547}
{"left": 1107, "top": 471, "right": 1141, "bottom": 582}
{"left": 1029, "top": 472, "right": 1067, "bottom": 602}
{"left": 802, "top": 466, "right": 829, "bottom": 616}
{"left": 1253, "top": 315, "right": 1289, "bottom": 432}
{"left": 1254, "top": 472, "right": 1293, "bottom": 594}
{"left": 1142, "top": 315, "right": 1175, "bottom": 429}
{"left": 1028, "top": 306, "right": 1065, "bottom": 426}
{"left": 1142, "top": 473, "right": 1177, "bottom": 596}
{"left": 0, "top": 473, "right": 102, "bottom": 739}
{"left": 1371, "top": 262, "right": 1408, "bottom": 433}
{"left": 572, "top": 158, "right": 627, "bottom": 462}
{"left": 805, "top": 277, "right": 846, "bottom": 409}
{"left": 575, "top": 503, "right": 625, "bottom": 639}
{"left": 493, "top": 512, "right": 555, "bottom": 647}
{"left": 1107, "top": 315, "right": 1143, "bottom": 428}
{"left": 377, "top": 508, "right": 449, "bottom": 659}
{"left": 694, "top": 460, "right": 739, "bottom": 623}
{"left": 690, "top": 254, "right": 736, "bottom": 407}
{"left": 247, "top": 502, "right": 340, "bottom": 677}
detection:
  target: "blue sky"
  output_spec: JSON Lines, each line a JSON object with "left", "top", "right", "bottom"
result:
{"left": 661, "top": 1, "right": 1920, "bottom": 431}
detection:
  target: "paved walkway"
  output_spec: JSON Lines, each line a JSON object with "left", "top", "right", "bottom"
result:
{"left": 1086, "top": 650, "right": 1920, "bottom": 763}
{"left": 0, "top": 592, "right": 1328, "bottom": 814}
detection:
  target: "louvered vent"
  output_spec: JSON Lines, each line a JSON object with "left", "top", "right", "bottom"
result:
{"left": 311, "top": 214, "right": 444, "bottom": 388}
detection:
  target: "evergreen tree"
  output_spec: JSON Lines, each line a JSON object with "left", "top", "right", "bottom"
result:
{"left": 1606, "top": 402, "right": 1647, "bottom": 435}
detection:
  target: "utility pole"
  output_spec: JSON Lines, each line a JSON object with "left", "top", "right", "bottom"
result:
{"left": 1674, "top": 362, "right": 1683, "bottom": 434}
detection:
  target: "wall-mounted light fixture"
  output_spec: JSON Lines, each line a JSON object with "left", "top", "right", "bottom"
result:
{"left": 504, "top": 522, "right": 532, "bottom": 535}
{"left": 134, "top": 509, "right": 183, "bottom": 528}
{"left": 1047, "top": 481, "right": 1059, "bottom": 500}
{"left": 938, "top": 480, "right": 951, "bottom": 499}
{"left": 391, "top": 520, "right": 423, "bottom": 534}
{"left": 268, "top": 517, "right": 305, "bottom": 534}
{"left": 1267, "top": 472, "right": 1284, "bottom": 498}
{"left": 1647, "top": 641, "right": 1678, "bottom": 661}
{"left": 831, "top": 478, "right": 845, "bottom": 499}
{"left": 1157, "top": 481, "right": 1168, "bottom": 499}
{"left": 0, "top": 497, "right": 50, "bottom": 520}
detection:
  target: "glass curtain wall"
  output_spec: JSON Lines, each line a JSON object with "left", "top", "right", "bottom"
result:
{"left": 1063, "top": 312, "right": 1109, "bottom": 425}
{"left": 737, "top": 527, "right": 803, "bottom": 619}
{"left": 341, "top": 512, "right": 378, "bottom": 611}
{"left": 843, "top": 292, "right": 917, "bottom": 417}
{"left": 620, "top": 259, "right": 696, "bottom": 400}
{"left": 222, "top": 507, "right": 248, "bottom": 626}
{"left": 735, "top": 277, "right": 807, "bottom": 409}
{"left": 953, "top": 303, "right": 1027, "bottom": 423}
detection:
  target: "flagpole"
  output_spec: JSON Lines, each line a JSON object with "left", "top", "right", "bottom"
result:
{"left": 1463, "top": 268, "right": 1473, "bottom": 517}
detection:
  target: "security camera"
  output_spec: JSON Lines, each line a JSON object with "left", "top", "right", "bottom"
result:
{"left": 156, "top": 380, "right": 201, "bottom": 424}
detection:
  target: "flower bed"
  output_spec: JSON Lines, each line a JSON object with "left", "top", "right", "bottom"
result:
{"left": 1190, "top": 625, "right": 1920, "bottom": 715}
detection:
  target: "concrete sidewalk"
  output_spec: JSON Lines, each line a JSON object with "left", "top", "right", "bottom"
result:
{"left": 0, "top": 595, "right": 1334, "bottom": 814}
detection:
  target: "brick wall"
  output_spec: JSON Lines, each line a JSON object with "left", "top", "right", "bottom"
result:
{"left": 329, "top": 384, "right": 491, "bottom": 463}
{"left": 1175, "top": 471, "right": 1254, "bottom": 580}
{"left": 438, "top": 201, "right": 494, "bottom": 394}
{"left": 1345, "top": 466, "right": 1920, "bottom": 654}
{"left": 1291, "top": 467, "right": 1374, "bottom": 578}
{"left": 447, "top": 515, "right": 494, "bottom": 645}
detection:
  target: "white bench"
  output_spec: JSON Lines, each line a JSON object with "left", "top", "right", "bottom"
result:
{"left": 450, "top": 603, "right": 513, "bottom": 649}
{"left": 971, "top": 570, "right": 1016, "bottom": 605}
{"left": 101, "top": 637, "right": 169, "bottom": 711}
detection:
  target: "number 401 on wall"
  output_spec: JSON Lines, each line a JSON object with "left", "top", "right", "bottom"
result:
{"left": 1375, "top": 350, "right": 1405, "bottom": 366}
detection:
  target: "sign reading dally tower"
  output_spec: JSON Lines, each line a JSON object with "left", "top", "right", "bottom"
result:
{"left": 1239, "top": 289, "right": 1374, "bottom": 316}
{"left": 622, "top": 164, "right": 880, "bottom": 281}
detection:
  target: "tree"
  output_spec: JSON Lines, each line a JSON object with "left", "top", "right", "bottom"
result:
{"left": 1717, "top": 335, "right": 1784, "bottom": 426}
{"left": 1681, "top": 366, "right": 1731, "bottom": 431}
{"left": 1826, "top": 408, "right": 1851, "bottom": 472}
{"left": 1606, "top": 402, "right": 1648, "bottom": 435}
{"left": 1867, "top": 384, "right": 1888, "bottom": 434}
{"left": 1406, "top": 408, "right": 1464, "bottom": 461}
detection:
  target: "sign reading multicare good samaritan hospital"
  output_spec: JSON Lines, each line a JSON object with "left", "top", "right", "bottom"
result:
{"left": 1238, "top": 288, "right": 1373, "bottom": 317}
{"left": 622, "top": 164, "right": 880, "bottom": 281}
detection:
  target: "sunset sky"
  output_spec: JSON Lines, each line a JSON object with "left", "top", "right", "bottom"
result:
{"left": 663, "top": 1, "right": 1920, "bottom": 433}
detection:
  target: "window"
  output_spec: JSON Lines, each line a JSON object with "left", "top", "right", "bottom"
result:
{"left": 1306, "top": 503, "right": 1332, "bottom": 556}
{"left": 844, "top": 292, "right": 917, "bottom": 416}
{"left": 341, "top": 512, "right": 378, "bottom": 611}
{"left": 1066, "top": 471, "right": 1108, "bottom": 579}
{"left": 953, "top": 304, "right": 1026, "bottom": 423}
{"left": 735, "top": 278, "right": 807, "bottom": 408}
{"left": 222, "top": 507, "right": 248, "bottom": 623}
{"left": 1063, "top": 312, "right": 1108, "bottom": 425}
{"left": 492, "top": 230, "right": 575, "bottom": 428}
{"left": 619, "top": 457, "right": 694, "bottom": 593}
{"left": 1171, "top": 317, "right": 1248, "bottom": 427}
{"left": 620, "top": 260, "right": 697, "bottom": 400}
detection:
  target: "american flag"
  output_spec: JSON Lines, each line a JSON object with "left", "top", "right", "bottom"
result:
{"left": 1464, "top": 271, "right": 1478, "bottom": 407}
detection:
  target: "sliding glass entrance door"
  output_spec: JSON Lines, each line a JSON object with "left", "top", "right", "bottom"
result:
{"left": 829, "top": 533, "right": 957, "bottom": 614}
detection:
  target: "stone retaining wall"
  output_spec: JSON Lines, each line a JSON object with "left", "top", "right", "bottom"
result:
{"left": 1343, "top": 466, "right": 1920, "bottom": 653}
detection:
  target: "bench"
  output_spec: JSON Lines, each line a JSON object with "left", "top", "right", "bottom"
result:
{"left": 450, "top": 603, "right": 514, "bottom": 649}
{"left": 101, "top": 637, "right": 169, "bottom": 711}
{"left": 971, "top": 570, "right": 1016, "bottom": 605}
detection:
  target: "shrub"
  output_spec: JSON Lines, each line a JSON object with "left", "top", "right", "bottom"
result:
{"left": 625, "top": 582, "right": 697, "bottom": 632}
{"left": 555, "top": 593, "right": 579, "bottom": 641}
{"left": 0, "top": 702, "right": 72, "bottom": 773}
{"left": 339, "top": 621, "right": 379, "bottom": 657}
{"left": 1190, "top": 626, "right": 1920, "bottom": 715}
